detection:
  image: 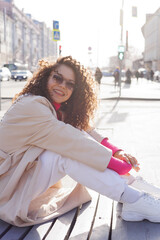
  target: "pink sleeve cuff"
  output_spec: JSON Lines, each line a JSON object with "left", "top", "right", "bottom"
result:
{"left": 107, "top": 156, "right": 132, "bottom": 175}
{"left": 101, "top": 138, "right": 122, "bottom": 155}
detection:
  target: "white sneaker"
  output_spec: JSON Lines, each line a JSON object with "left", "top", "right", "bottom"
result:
{"left": 131, "top": 176, "right": 160, "bottom": 197}
{"left": 121, "top": 193, "right": 160, "bottom": 222}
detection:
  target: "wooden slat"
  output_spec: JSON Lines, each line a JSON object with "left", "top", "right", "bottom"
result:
{"left": 69, "top": 191, "right": 99, "bottom": 240}
{"left": 23, "top": 220, "right": 55, "bottom": 240}
{"left": 1, "top": 225, "right": 32, "bottom": 240}
{"left": 89, "top": 195, "right": 113, "bottom": 240}
{"left": 45, "top": 207, "right": 79, "bottom": 240}
{"left": 111, "top": 201, "right": 160, "bottom": 240}
{"left": 0, "top": 220, "right": 12, "bottom": 238}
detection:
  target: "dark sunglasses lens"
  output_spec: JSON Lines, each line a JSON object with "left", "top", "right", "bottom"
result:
{"left": 53, "top": 75, "right": 63, "bottom": 84}
{"left": 66, "top": 82, "right": 75, "bottom": 89}
{"left": 53, "top": 74, "right": 75, "bottom": 90}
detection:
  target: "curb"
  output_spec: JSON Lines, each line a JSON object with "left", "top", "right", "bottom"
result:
{"left": 1, "top": 97, "right": 13, "bottom": 99}
{"left": 101, "top": 97, "right": 160, "bottom": 101}
{"left": 2, "top": 96, "right": 160, "bottom": 101}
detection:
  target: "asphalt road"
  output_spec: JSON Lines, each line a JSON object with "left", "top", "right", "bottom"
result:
{"left": 0, "top": 79, "right": 26, "bottom": 99}
{"left": 1, "top": 76, "right": 160, "bottom": 99}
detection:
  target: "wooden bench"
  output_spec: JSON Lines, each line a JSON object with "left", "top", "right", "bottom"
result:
{"left": 0, "top": 191, "right": 113, "bottom": 240}
{"left": 1, "top": 190, "right": 160, "bottom": 240}
{"left": 1, "top": 99, "right": 160, "bottom": 239}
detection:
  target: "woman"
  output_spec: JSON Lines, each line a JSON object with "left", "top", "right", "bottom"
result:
{"left": 95, "top": 67, "right": 102, "bottom": 84}
{"left": 0, "top": 56, "right": 160, "bottom": 226}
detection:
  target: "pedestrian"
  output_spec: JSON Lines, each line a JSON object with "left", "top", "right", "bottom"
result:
{"left": 113, "top": 67, "right": 120, "bottom": 87}
{"left": 126, "top": 68, "right": 132, "bottom": 84}
{"left": 140, "top": 71, "right": 144, "bottom": 78}
{"left": 1, "top": 56, "right": 160, "bottom": 227}
{"left": 135, "top": 70, "right": 139, "bottom": 83}
{"left": 150, "top": 69, "right": 154, "bottom": 81}
{"left": 95, "top": 67, "right": 102, "bottom": 84}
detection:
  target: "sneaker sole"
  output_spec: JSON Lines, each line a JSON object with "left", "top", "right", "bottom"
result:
{"left": 121, "top": 212, "right": 160, "bottom": 222}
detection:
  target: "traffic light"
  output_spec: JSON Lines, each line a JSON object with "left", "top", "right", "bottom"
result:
{"left": 59, "top": 45, "right": 62, "bottom": 55}
{"left": 118, "top": 52, "right": 124, "bottom": 60}
{"left": 118, "top": 45, "right": 125, "bottom": 60}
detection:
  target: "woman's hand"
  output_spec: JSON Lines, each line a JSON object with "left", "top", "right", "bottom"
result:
{"left": 113, "top": 150, "right": 140, "bottom": 172}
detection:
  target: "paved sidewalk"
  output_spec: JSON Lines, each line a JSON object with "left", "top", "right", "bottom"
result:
{"left": 1, "top": 77, "right": 160, "bottom": 120}
{"left": 0, "top": 98, "right": 12, "bottom": 119}
{"left": 100, "top": 77, "right": 160, "bottom": 100}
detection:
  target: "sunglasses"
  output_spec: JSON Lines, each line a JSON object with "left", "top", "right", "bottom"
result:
{"left": 53, "top": 74, "right": 76, "bottom": 90}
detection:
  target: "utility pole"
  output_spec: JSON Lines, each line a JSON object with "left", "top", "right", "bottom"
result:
{"left": 118, "top": 0, "right": 124, "bottom": 97}
{"left": 120, "top": 0, "right": 124, "bottom": 44}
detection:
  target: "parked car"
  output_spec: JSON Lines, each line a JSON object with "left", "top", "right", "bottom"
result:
{"left": 0, "top": 67, "right": 11, "bottom": 81}
{"left": 154, "top": 71, "right": 160, "bottom": 81}
{"left": 11, "top": 70, "right": 33, "bottom": 81}
{"left": 121, "top": 69, "right": 126, "bottom": 78}
{"left": 138, "top": 68, "right": 147, "bottom": 78}
{"left": 102, "top": 71, "right": 113, "bottom": 77}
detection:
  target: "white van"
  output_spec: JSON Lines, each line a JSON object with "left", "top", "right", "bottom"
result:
{"left": 0, "top": 67, "right": 11, "bottom": 81}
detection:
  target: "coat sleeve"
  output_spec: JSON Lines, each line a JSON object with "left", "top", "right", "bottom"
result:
{"left": 2, "top": 96, "right": 112, "bottom": 172}
{"left": 87, "top": 128, "right": 122, "bottom": 155}
{"left": 87, "top": 128, "right": 106, "bottom": 143}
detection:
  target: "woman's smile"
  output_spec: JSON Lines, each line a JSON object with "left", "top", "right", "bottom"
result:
{"left": 53, "top": 89, "right": 65, "bottom": 96}
{"left": 47, "top": 64, "right": 75, "bottom": 103}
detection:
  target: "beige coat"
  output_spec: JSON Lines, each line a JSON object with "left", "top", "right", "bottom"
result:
{"left": 0, "top": 95, "right": 112, "bottom": 226}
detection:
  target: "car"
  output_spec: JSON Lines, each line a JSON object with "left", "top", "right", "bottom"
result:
{"left": 154, "top": 71, "right": 160, "bottom": 81}
{"left": 0, "top": 67, "right": 11, "bottom": 81}
{"left": 138, "top": 68, "right": 147, "bottom": 78}
{"left": 11, "top": 70, "right": 33, "bottom": 81}
{"left": 102, "top": 71, "right": 113, "bottom": 77}
{"left": 121, "top": 69, "right": 126, "bottom": 78}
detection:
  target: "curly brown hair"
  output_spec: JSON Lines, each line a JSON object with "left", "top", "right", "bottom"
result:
{"left": 13, "top": 56, "right": 98, "bottom": 131}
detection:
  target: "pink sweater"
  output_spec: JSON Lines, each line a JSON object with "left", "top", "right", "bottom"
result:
{"left": 101, "top": 138, "right": 132, "bottom": 175}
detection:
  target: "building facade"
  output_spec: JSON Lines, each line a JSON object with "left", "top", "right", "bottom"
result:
{"left": 142, "top": 8, "right": 160, "bottom": 71}
{"left": 0, "top": 0, "right": 57, "bottom": 71}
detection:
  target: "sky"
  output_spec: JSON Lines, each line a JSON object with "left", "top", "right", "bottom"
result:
{"left": 14, "top": 0, "right": 160, "bottom": 68}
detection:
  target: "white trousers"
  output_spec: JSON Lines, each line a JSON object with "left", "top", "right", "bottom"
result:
{"left": 33, "top": 150, "right": 128, "bottom": 202}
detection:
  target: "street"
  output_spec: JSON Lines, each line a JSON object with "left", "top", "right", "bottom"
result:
{"left": 0, "top": 79, "right": 26, "bottom": 114}
{"left": 0, "top": 79, "right": 26, "bottom": 99}
{"left": 1, "top": 76, "right": 160, "bottom": 99}
{"left": 1, "top": 76, "right": 160, "bottom": 114}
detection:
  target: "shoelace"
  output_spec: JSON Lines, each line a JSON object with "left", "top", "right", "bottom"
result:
{"left": 143, "top": 193, "right": 160, "bottom": 205}
{"left": 136, "top": 177, "right": 160, "bottom": 192}
{"left": 136, "top": 177, "right": 151, "bottom": 184}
